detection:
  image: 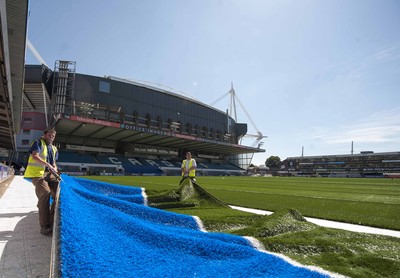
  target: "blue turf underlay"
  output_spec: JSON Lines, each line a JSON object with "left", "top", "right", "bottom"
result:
{"left": 59, "top": 175, "right": 329, "bottom": 277}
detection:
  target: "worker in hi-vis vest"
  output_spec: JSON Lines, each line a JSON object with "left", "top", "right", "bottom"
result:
{"left": 180, "top": 151, "right": 197, "bottom": 184}
{"left": 24, "top": 128, "right": 59, "bottom": 236}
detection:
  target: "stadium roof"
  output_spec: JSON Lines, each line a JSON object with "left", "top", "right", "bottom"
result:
{"left": 0, "top": 0, "right": 28, "bottom": 149}
{"left": 54, "top": 115, "right": 264, "bottom": 156}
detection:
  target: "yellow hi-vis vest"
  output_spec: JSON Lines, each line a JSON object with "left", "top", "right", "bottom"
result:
{"left": 24, "top": 139, "right": 58, "bottom": 178}
{"left": 181, "top": 159, "right": 196, "bottom": 177}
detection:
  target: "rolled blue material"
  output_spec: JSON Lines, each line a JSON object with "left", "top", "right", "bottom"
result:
{"left": 59, "top": 175, "right": 329, "bottom": 278}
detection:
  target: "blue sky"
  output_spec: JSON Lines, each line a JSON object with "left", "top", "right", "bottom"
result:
{"left": 25, "top": 0, "right": 400, "bottom": 165}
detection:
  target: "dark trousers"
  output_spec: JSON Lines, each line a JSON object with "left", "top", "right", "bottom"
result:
{"left": 31, "top": 173, "right": 60, "bottom": 228}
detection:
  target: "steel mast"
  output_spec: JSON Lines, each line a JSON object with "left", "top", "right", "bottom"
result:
{"left": 210, "top": 83, "right": 267, "bottom": 148}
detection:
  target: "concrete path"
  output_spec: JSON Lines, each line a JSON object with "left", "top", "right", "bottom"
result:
{"left": 0, "top": 176, "right": 51, "bottom": 278}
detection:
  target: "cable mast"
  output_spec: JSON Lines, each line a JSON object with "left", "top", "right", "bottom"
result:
{"left": 210, "top": 83, "right": 267, "bottom": 148}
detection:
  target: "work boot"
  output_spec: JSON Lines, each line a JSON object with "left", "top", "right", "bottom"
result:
{"left": 40, "top": 225, "right": 53, "bottom": 236}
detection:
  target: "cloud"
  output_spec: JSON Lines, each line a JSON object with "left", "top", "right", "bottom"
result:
{"left": 370, "top": 44, "right": 400, "bottom": 62}
{"left": 320, "top": 42, "right": 400, "bottom": 89}
{"left": 312, "top": 108, "right": 400, "bottom": 144}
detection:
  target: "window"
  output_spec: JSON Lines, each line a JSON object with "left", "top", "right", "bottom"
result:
{"left": 202, "top": 127, "right": 207, "bottom": 137}
{"left": 99, "top": 81, "right": 110, "bottom": 93}
{"left": 157, "top": 116, "right": 162, "bottom": 129}
{"left": 186, "top": 123, "right": 192, "bottom": 134}
{"left": 21, "top": 139, "right": 30, "bottom": 146}
{"left": 146, "top": 113, "right": 151, "bottom": 127}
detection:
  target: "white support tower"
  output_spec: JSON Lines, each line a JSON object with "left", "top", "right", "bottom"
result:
{"left": 211, "top": 83, "right": 267, "bottom": 148}
{"left": 211, "top": 84, "right": 267, "bottom": 169}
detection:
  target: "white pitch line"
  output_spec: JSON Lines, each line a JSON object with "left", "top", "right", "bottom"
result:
{"left": 229, "top": 205, "right": 400, "bottom": 238}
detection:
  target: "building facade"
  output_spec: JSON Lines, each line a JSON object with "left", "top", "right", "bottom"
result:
{"left": 16, "top": 63, "right": 264, "bottom": 170}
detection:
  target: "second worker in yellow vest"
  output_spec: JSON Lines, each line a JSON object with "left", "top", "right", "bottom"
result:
{"left": 180, "top": 151, "right": 197, "bottom": 184}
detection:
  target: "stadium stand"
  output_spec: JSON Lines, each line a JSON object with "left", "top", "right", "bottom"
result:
{"left": 8, "top": 63, "right": 261, "bottom": 177}
{"left": 281, "top": 151, "right": 400, "bottom": 178}
{"left": 56, "top": 151, "right": 244, "bottom": 176}
{"left": 58, "top": 152, "right": 98, "bottom": 164}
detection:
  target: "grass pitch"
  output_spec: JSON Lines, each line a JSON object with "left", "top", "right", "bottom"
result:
{"left": 85, "top": 176, "right": 400, "bottom": 230}
{"left": 82, "top": 175, "right": 400, "bottom": 277}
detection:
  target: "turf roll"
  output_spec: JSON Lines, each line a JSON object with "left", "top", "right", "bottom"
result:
{"left": 58, "top": 175, "right": 332, "bottom": 277}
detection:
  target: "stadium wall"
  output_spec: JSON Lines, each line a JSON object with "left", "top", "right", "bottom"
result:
{"left": 15, "top": 65, "right": 257, "bottom": 172}
{"left": 71, "top": 73, "right": 246, "bottom": 143}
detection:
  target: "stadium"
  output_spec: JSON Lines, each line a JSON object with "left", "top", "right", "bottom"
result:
{"left": 1, "top": 2, "right": 400, "bottom": 278}
{"left": 4, "top": 60, "right": 400, "bottom": 180}
{"left": 13, "top": 62, "right": 265, "bottom": 177}
{"left": 7, "top": 62, "right": 400, "bottom": 178}
{"left": 281, "top": 151, "right": 400, "bottom": 178}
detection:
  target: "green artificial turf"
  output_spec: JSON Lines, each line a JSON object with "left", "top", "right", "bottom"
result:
{"left": 85, "top": 175, "right": 400, "bottom": 230}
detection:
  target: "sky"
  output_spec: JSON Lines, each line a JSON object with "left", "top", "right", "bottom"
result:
{"left": 25, "top": 0, "right": 400, "bottom": 166}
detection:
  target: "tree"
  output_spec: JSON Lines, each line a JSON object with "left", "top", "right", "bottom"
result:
{"left": 265, "top": 156, "right": 281, "bottom": 169}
